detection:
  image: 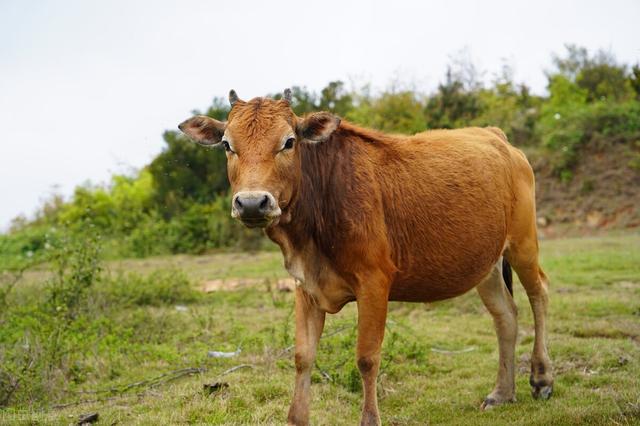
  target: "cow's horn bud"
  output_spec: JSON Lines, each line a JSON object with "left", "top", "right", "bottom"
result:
{"left": 229, "top": 89, "right": 239, "bottom": 107}
{"left": 283, "top": 88, "right": 292, "bottom": 103}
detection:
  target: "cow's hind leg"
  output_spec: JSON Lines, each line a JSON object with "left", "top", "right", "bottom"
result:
{"left": 506, "top": 163, "right": 554, "bottom": 400}
{"left": 477, "top": 258, "right": 518, "bottom": 409}
{"left": 507, "top": 242, "right": 554, "bottom": 399}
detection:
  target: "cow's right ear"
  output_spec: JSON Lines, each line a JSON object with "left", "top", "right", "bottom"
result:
{"left": 178, "top": 115, "right": 226, "bottom": 146}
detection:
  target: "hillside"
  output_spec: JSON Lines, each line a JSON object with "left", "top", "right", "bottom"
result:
{"left": 533, "top": 137, "right": 640, "bottom": 237}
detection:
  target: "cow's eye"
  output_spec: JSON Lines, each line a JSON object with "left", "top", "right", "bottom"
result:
{"left": 222, "top": 140, "right": 234, "bottom": 153}
{"left": 283, "top": 137, "right": 295, "bottom": 150}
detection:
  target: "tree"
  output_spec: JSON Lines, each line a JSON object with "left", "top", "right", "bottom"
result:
{"left": 318, "top": 81, "right": 354, "bottom": 117}
{"left": 148, "top": 97, "right": 231, "bottom": 218}
{"left": 424, "top": 67, "right": 483, "bottom": 129}
{"left": 149, "top": 130, "right": 228, "bottom": 218}
{"left": 550, "top": 44, "right": 634, "bottom": 102}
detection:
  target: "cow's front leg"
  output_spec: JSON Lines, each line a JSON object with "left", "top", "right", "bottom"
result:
{"left": 287, "top": 287, "right": 326, "bottom": 426}
{"left": 355, "top": 273, "right": 390, "bottom": 426}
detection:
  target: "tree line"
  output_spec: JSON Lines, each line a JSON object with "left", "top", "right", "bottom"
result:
{"left": 2, "top": 45, "right": 639, "bottom": 265}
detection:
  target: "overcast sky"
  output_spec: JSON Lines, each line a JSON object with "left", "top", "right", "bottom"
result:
{"left": 1, "top": 0, "right": 639, "bottom": 230}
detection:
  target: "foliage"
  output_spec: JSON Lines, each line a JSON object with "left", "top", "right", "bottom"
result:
{"left": 551, "top": 44, "right": 635, "bottom": 102}
{"left": 0, "top": 231, "right": 103, "bottom": 406}
{"left": 0, "top": 225, "right": 52, "bottom": 270}
{"left": 0, "top": 231, "right": 201, "bottom": 408}
{"left": 149, "top": 131, "right": 228, "bottom": 218}
{"left": 424, "top": 67, "right": 484, "bottom": 129}
{"left": 44, "top": 232, "right": 103, "bottom": 321}
{"left": 99, "top": 268, "right": 199, "bottom": 307}
{"left": 347, "top": 90, "right": 427, "bottom": 134}
{"left": 2, "top": 45, "right": 639, "bottom": 258}
{"left": 539, "top": 98, "right": 640, "bottom": 176}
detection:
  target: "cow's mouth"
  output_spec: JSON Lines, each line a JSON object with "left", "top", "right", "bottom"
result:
{"left": 237, "top": 213, "right": 281, "bottom": 229}
{"left": 241, "top": 218, "right": 272, "bottom": 228}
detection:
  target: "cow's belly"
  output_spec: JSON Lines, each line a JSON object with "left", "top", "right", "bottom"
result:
{"left": 388, "top": 227, "right": 506, "bottom": 302}
{"left": 385, "top": 201, "right": 508, "bottom": 301}
{"left": 389, "top": 268, "right": 490, "bottom": 302}
{"left": 385, "top": 190, "right": 508, "bottom": 303}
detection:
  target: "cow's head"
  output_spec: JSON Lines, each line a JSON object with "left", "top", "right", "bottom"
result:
{"left": 178, "top": 89, "right": 340, "bottom": 228}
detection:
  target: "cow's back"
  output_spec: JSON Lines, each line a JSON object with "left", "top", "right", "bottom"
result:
{"left": 375, "top": 127, "right": 521, "bottom": 301}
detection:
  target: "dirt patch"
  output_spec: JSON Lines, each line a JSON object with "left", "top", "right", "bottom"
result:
{"left": 571, "top": 328, "right": 636, "bottom": 340}
{"left": 532, "top": 141, "right": 640, "bottom": 237}
{"left": 201, "top": 277, "right": 295, "bottom": 292}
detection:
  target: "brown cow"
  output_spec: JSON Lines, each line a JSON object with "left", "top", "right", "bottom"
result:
{"left": 178, "top": 89, "right": 553, "bottom": 425}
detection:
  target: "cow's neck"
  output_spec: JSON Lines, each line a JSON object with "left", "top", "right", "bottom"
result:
{"left": 267, "top": 124, "right": 371, "bottom": 280}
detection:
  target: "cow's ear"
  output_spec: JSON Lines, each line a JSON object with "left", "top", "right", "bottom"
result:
{"left": 178, "top": 115, "right": 226, "bottom": 146}
{"left": 297, "top": 112, "right": 341, "bottom": 143}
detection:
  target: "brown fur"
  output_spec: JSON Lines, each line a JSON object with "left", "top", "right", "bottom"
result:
{"left": 179, "top": 96, "right": 553, "bottom": 425}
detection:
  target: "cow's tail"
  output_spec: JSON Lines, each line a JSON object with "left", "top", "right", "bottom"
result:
{"left": 502, "top": 257, "right": 513, "bottom": 296}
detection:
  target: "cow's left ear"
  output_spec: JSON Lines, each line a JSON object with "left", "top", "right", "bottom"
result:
{"left": 178, "top": 115, "right": 226, "bottom": 146}
{"left": 297, "top": 112, "right": 341, "bottom": 143}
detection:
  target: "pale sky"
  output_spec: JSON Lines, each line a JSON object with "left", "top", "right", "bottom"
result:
{"left": 1, "top": 0, "right": 639, "bottom": 230}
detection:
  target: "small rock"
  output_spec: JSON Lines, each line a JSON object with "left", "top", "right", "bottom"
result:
{"left": 203, "top": 382, "right": 229, "bottom": 395}
{"left": 207, "top": 348, "right": 241, "bottom": 358}
{"left": 77, "top": 412, "right": 99, "bottom": 425}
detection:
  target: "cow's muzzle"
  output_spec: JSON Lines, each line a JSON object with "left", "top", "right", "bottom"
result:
{"left": 232, "top": 191, "right": 281, "bottom": 228}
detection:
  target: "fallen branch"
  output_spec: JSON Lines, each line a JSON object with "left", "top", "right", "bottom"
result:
{"left": 216, "top": 364, "right": 254, "bottom": 378}
{"left": 69, "top": 367, "right": 206, "bottom": 396}
{"left": 57, "top": 364, "right": 254, "bottom": 408}
{"left": 430, "top": 346, "right": 476, "bottom": 354}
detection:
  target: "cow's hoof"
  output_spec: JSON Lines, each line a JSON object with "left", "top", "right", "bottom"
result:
{"left": 530, "top": 375, "right": 554, "bottom": 400}
{"left": 480, "top": 397, "right": 498, "bottom": 410}
{"left": 532, "top": 384, "right": 553, "bottom": 400}
{"left": 480, "top": 396, "right": 515, "bottom": 410}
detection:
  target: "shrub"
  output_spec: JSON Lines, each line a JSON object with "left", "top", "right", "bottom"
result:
{"left": 99, "top": 268, "right": 200, "bottom": 307}
{"left": 123, "top": 212, "right": 173, "bottom": 258}
{"left": 540, "top": 101, "right": 640, "bottom": 175}
{"left": 0, "top": 225, "right": 54, "bottom": 270}
{"left": 0, "top": 231, "right": 103, "bottom": 407}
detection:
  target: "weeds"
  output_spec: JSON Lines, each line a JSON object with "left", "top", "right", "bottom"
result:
{"left": 99, "top": 268, "right": 199, "bottom": 308}
{"left": 0, "top": 234, "right": 638, "bottom": 425}
{"left": 0, "top": 230, "right": 202, "bottom": 408}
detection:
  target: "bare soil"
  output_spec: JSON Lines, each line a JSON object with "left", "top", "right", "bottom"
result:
{"left": 532, "top": 141, "right": 640, "bottom": 238}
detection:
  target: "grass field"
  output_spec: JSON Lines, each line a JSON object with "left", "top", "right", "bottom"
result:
{"left": 1, "top": 233, "right": 639, "bottom": 425}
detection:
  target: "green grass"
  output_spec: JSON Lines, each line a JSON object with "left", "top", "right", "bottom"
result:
{"left": 1, "top": 234, "right": 639, "bottom": 425}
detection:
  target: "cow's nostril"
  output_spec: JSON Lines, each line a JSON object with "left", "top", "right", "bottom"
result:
{"left": 259, "top": 195, "right": 269, "bottom": 211}
{"left": 234, "top": 197, "right": 243, "bottom": 209}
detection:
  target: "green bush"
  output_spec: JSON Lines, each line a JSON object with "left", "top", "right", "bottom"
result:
{"left": 123, "top": 212, "right": 173, "bottom": 258}
{"left": 540, "top": 101, "right": 640, "bottom": 175}
{"left": 0, "top": 225, "right": 57, "bottom": 270}
{"left": 0, "top": 231, "right": 203, "bottom": 408}
{"left": 99, "top": 268, "right": 200, "bottom": 307}
{"left": 0, "top": 231, "right": 103, "bottom": 407}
